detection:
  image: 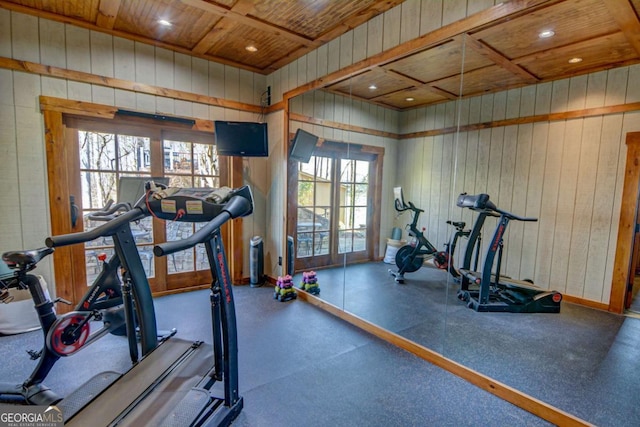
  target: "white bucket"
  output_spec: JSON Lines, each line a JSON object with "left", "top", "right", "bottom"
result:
{"left": 0, "top": 275, "right": 49, "bottom": 334}
{"left": 384, "top": 239, "right": 405, "bottom": 264}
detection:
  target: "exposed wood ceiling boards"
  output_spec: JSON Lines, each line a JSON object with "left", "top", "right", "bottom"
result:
{"left": 4, "top": 0, "right": 640, "bottom": 111}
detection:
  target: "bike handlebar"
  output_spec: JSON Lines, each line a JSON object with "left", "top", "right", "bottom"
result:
{"left": 46, "top": 207, "right": 147, "bottom": 248}
{"left": 153, "top": 193, "right": 252, "bottom": 257}
{"left": 86, "top": 200, "right": 134, "bottom": 222}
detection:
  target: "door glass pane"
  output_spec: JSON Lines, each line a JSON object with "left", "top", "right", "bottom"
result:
{"left": 163, "top": 139, "right": 219, "bottom": 273}
{"left": 118, "top": 135, "right": 151, "bottom": 172}
{"left": 296, "top": 156, "right": 333, "bottom": 259}
{"left": 339, "top": 159, "right": 369, "bottom": 255}
{"left": 79, "top": 131, "right": 154, "bottom": 282}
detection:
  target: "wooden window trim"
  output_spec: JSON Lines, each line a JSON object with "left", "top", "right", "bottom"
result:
{"left": 41, "top": 96, "right": 245, "bottom": 308}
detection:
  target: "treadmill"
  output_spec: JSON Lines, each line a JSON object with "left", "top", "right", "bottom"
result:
{"left": 60, "top": 184, "right": 254, "bottom": 426}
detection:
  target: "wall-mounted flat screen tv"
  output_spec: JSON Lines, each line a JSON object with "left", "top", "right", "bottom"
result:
{"left": 290, "top": 128, "right": 318, "bottom": 163}
{"left": 214, "top": 121, "right": 268, "bottom": 157}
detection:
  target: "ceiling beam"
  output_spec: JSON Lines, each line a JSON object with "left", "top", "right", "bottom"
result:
{"left": 180, "top": 0, "right": 314, "bottom": 47}
{"left": 459, "top": 34, "right": 539, "bottom": 84}
{"left": 603, "top": 0, "right": 640, "bottom": 57}
{"left": 96, "top": 0, "right": 121, "bottom": 30}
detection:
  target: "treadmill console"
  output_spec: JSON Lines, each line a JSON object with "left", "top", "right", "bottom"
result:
{"left": 146, "top": 185, "right": 253, "bottom": 222}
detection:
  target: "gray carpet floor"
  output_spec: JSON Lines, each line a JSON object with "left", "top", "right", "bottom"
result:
{"left": 0, "top": 284, "right": 554, "bottom": 426}
{"left": 302, "top": 262, "right": 640, "bottom": 427}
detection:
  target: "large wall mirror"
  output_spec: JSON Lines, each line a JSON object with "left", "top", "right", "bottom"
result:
{"left": 286, "top": 20, "right": 640, "bottom": 425}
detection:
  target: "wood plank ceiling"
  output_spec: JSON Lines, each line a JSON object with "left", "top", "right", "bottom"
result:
{"left": 3, "top": 0, "right": 640, "bottom": 110}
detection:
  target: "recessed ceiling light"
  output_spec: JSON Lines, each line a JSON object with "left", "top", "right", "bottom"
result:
{"left": 245, "top": 45, "right": 258, "bottom": 52}
{"left": 538, "top": 30, "right": 555, "bottom": 38}
{"left": 405, "top": 97, "right": 415, "bottom": 102}
{"left": 568, "top": 57, "right": 583, "bottom": 64}
{"left": 158, "top": 19, "right": 172, "bottom": 27}
{"left": 369, "top": 84, "right": 377, "bottom": 90}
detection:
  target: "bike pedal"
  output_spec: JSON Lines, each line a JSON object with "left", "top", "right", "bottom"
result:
{"left": 54, "top": 297, "right": 72, "bottom": 305}
{"left": 27, "top": 349, "right": 42, "bottom": 360}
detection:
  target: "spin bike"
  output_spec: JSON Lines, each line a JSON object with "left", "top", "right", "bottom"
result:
{"left": 0, "top": 197, "right": 161, "bottom": 406}
{"left": 389, "top": 187, "right": 439, "bottom": 283}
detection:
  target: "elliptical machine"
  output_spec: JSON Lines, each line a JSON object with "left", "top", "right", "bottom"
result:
{"left": 455, "top": 193, "right": 562, "bottom": 313}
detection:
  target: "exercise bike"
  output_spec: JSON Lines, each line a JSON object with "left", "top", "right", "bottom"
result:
{"left": 1, "top": 181, "right": 253, "bottom": 426}
{"left": 389, "top": 187, "right": 439, "bottom": 283}
{"left": 0, "top": 194, "right": 162, "bottom": 407}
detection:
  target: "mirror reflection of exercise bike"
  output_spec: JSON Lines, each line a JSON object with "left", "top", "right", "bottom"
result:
{"left": 388, "top": 187, "right": 441, "bottom": 283}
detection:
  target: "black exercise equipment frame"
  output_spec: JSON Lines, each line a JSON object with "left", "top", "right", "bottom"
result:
{"left": 456, "top": 193, "right": 562, "bottom": 313}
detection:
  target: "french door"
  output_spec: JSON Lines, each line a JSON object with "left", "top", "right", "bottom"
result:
{"left": 63, "top": 116, "right": 228, "bottom": 300}
{"left": 289, "top": 142, "right": 383, "bottom": 272}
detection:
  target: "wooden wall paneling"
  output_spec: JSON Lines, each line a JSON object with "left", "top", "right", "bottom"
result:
{"left": 514, "top": 123, "right": 536, "bottom": 280}
{"left": 295, "top": 57, "right": 307, "bottom": 90}
{"left": 306, "top": 50, "right": 318, "bottom": 83}
{"left": 0, "top": 84, "right": 20, "bottom": 253}
{"left": 352, "top": 23, "right": 368, "bottom": 65}
{"left": 113, "top": 38, "right": 136, "bottom": 109}
{"left": 567, "top": 75, "right": 588, "bottom": 112}
{"left": 475, "top": 128, "right": 491, "bottom": 194}
{"left": 419, "top": 0, "right": 443, "bottom": 36}
{"left": 400, "top": 0, "right": 421, "bottom": 44}
{"left": 438, "top": 133, "right": 454, "bottom": 245}
{"left": 315, "top": 44, "right": 329, "bottom": 87}
{"left": 443, "top": 0, "right": 468, "bottom": 26}
{"left": 155, "top": 47, "right": 175, "bottom": 114}
{"left": 550, "top": 119, "right": 583, "bottom": 295}
{"left": 0, "top": 9, "right": 10, "bottom": 56}
{"left": 604, "top": 67, "right": 629, "bottom": 106}
{"left": 451, "top": 126, "right": 468, "bottom": 224}
{"left": 382, "top": 5, "right": 401, "bottom": 52}
{"left": 428, "top": 135, "right": 443, "bottom": 245}
{"left": 134, "top": 42, "right": 156, "bottom": 111}
{"left": 486, "top": 127, "right": 504, "bottom": 205}
{"left": 40, "top": 19, "right": 66, "bottom": 68}
{"left": 585, "top": 72, "right": 607, "bottom": 109}
{"left": 327, "top": 38, "right": 341, "bottom": 75}
{"left": 89, "top": 31, "right": 115, "bottom": 105}
{"left": 366, "top": 14, "right": 383, "bottom": 58}
{"left": 526, "top": 121, "right": 551, "bottom": 285}
{"left": 193, "top": 57, "right": 209, "bottom": 97}
{"left": 567, "top": 117, "right": 602, "bottom": 297}
{"left": 626, "top": 65, "right": 640, "bottom": 103}
{"left": 286, "top": 60, "right": 297, "bottom": 97}
{"left": 175, "top": 53, "right": 193, "bottom": 116}
{"left": 462, "top": 130, "right": 479, "bottom": 230}
{"left": 468, "top": 0, "right": 497, "bottom": 16}
{"left": 224, "top": 65, "right": 240, "bottom": 101}
{"left": 208, "top": 61, "right": 225, "bottom": 99}
{"left": 339, "top": 30, "right": 354, "bottom": 70}
{"left": 10, "top": 12, "right": 38, "bottom": 62}
{"left": 501, "top": 125, "right": 520, "bottom": 278}
{"left": 15, "top": 104, "right": 47, "bottom": 249}
{"left": 586, "top": 114, "right": 622, "bottom": 302}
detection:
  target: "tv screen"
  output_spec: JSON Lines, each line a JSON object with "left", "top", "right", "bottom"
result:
{"left": 214, "top": 121, "right": 268, "bottom": 157}
{"left": 290, "top": 128, "right": 318, "bottom": 163}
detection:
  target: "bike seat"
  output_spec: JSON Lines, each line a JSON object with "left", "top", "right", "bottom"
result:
{"left": 447, "top": 221, "right": 466, "bottom": 229}
{"left": 2, "top": 247, "right": 54, "bottom": 270}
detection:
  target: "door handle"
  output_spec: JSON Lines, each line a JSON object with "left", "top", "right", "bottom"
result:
{"left": 70, "top": 195, "right": 79, "bottom": 228}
